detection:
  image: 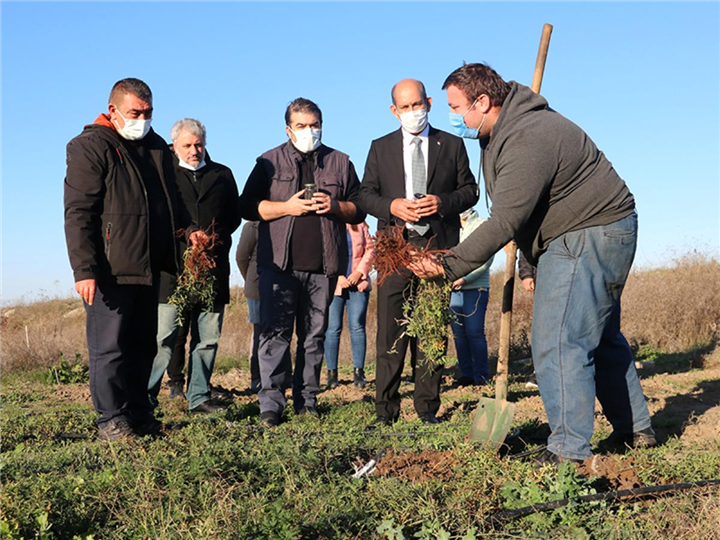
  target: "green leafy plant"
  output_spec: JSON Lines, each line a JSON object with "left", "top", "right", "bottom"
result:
{"left": 500, "top": 463, "right": 603, "bottom": 532}
{"left": 168, "top": 228, "right": 218, "bottom": 326}
{"left": 47, "top": 353, "right": 88, "bottom": 384}
{"left": 394, "top": 279, "right": 455, "bottom": 369}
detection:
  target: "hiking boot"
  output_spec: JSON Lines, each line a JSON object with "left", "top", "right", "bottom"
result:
{"left": 418, "top": 413, "right": 440, "bottom": 425}
{"left": 533, "top": 449, "right": 583, "bottom": 468}
{"left": 326, "top": 369, "right": 339, "bottom": 390}
{"left": 297, "top": 406, "right": 319, "bottom": 417}
{"left": 456, "top": 375, "right": 474, "bottom": 387}
{"left": 353, "top": 368, "right": 366, "bottom": 389}
{"left": 596, "top": 427, "right": 657, "bottom": 453}
{"left": 190, "top": 401, "right": 226, "bottom": 415}
{"left": 169, "top": 381, "right": 186, "bottom": 399}
{"left": 98, "top": 418, "right": 135, "bottom": 442}
{"left": 366, "top": 415, "right": 396, "bottom": 430}
{"left": 131, "top": 413, "right": 163, "bottom": 437}
{"left": 260, "top": 410, "right": 280, "bottom": 427}
{"left": 210, "top": 384, "right": 231, "bottom": 399}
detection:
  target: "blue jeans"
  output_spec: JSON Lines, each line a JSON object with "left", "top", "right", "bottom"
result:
{"left": 324, "top": 289, "right": 370, "bottom": 370}
{"left": 148, "top": 303, "right": 225, "bottom": 410}
{"left": 532, "top": 212, "right": 651, "bottom": 460}
{"left": 450, "top": 289, "right": 490, "bottom": 383}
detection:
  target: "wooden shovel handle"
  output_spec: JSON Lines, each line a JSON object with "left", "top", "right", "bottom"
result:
{"left": 532, "top": 24, "right": 554, "bottom": 94}
{"left": 495, "top": 23, "right": 553, "bottom": 402}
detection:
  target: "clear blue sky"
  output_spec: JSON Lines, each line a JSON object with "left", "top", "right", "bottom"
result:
{"left": 1, "top": 1, "right": 718, "bottom": 305}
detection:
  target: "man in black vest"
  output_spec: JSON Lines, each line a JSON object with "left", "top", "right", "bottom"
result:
{"left": 64, "top": 78, "right": 198, "bottom": 441}
{"left": 239, "top": 98, "right": 365, "bottom": 427}
{"left": 358, "top": 79, "right": 479, "bottom": 425}
{"left": 147, "top": 118, "right": 241, "bottom": 414}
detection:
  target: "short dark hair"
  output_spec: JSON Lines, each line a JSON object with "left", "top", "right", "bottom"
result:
{"left": 285, "top": 97, "right": 322, "bottom": 126}
{"left": 442, "top": 63, "right": 511, "bottom": 107}
{"left": 391, "top": 80, "right": 428, "bottom": 106}
{"left": 109, "top": 78, "right": 153, "bottom": 105}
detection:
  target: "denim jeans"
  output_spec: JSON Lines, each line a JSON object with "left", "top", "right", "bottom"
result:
{"left": 532, "top": 212, "right": 651, "bottom": 460}
{"left": 450, "top": 289, "right": 490, "bottom": 383}
{"left": 324, "top": 289, "right": 370, "bottom": 370}
{"left": 247, "top": 298, "right": 261, "bottom": 390}
{"left": 148, "top": 303, "right": 225, "bottom": 410}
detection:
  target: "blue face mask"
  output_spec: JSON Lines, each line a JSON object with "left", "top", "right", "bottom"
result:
{"left": 448, "top": 98, "right": 485, "bottom": 139}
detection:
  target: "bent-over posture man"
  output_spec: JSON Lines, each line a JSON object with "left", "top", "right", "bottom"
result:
{"left": 410, "top": 63, "right": 655, "bottom": 463}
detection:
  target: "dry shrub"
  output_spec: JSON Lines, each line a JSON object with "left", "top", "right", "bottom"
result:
{"left": 216, "top": 289, "right": 254, "bottom": 361}
{"left": 2, "top": 251, "right": 717, "bottom": 375}
{"left": 621, "top": 252, "right": 720, "bottom": 351}
{"left": 1, "top": 298, "right": 88, "bottom": 372}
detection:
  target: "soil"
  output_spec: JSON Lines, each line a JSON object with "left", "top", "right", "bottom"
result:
{"left": 373, "top": 448, "right": 458, "bottom": 481}
{"left": 580, "top": 455, "right": 643, "bottom": 491}
{"left": 45, "top": 347, "right": 720, "bottom": 490}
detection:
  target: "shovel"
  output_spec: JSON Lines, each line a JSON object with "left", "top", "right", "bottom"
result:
{"left": 469, "top": 23, "right": 553, "bottom": 449}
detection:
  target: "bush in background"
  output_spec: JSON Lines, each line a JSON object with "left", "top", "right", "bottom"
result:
{"left": 1, "top": 251, "right": 717, "bottom": 375}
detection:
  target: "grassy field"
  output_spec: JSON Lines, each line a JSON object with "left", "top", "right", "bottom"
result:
{"left": 1, "top": 253, "right": 719, "bottom": 538}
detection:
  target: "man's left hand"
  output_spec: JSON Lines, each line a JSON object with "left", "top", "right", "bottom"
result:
{"left": 415, "top": 194, "right": 443, "bottom": 218}
{"left": 407, "top": 252, "right": 445, "bottom": 279}
{"left": 312, "top": 192, "right": 337, "bottom": 215}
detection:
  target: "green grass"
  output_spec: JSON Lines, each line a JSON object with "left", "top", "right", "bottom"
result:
{"left": 2, "top": 373, "right": 720, "bottom": 539}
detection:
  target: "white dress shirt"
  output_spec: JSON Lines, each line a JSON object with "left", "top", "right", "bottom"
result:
{"left": 401, "top": 124, "right": 430, "bottom": 230}
{"left": 401, "top": 123, "right": 430, "bottom": 201}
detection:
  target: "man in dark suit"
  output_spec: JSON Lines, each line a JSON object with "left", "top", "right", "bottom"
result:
{"left": 358, "top": 79, "right": 478, "bottom": 425}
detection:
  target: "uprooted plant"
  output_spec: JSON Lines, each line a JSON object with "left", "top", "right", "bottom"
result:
{"left": 168, "top": 225, "right": 219, "bottom": 326}
{"left": 372, "top": 225, "right": 455, "bottom": 369}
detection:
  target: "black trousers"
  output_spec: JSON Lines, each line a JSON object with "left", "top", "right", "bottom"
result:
{"left": 167, "top": 319, "right": 189, "bottom": 385}
{"left": 84, "top": 281, "right": 158, "bottom": 426}
{"left": 375, "top": 232, "right": 445, "bottom": 419}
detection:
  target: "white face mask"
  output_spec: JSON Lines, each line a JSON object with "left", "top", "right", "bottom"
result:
{"left": 291, "top": 127, "right": 322, "bottom": 153}
{"left": 178, "top": 158, "right": 206, "bottom": 171}
{"left": 399, "top": 107, "right": 428, "bottom": 134}
{"left": 115, "top": 110, "right": 152, "bottom": 141}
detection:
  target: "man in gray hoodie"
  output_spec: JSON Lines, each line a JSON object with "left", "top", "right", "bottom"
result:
{"left": 410, "top": 63, "right": 655, "bottom": 463}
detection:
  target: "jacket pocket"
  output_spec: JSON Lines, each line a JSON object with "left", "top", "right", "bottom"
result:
{"left": 269, "top": 175, "right": 297, "bottom": 201}
{"left": 321, "top": 181, "right": 342, "bottom": 199}
{"left": 104, "top": 222, "right": 113, "bottom": 260}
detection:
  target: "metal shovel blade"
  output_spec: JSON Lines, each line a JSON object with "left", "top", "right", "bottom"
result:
{"left": 469, "top": 396, "right": 517, "bottom": 450}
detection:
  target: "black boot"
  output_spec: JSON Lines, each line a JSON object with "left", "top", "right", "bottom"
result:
{"left": 353, "top": 368, "right": 365, "bottom": 389}
{"left": 327, "top": 369, "right": 339, "bottom": 390}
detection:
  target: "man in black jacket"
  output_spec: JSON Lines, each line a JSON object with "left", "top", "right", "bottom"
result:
{"left": 64, "top": 78, "right": 200, "bottom": 441}
{"left": 358, "top": 79, "right": 478, "bottom": 426}
{"left": 147, "top": 118, "right": 241, "bottom": 414}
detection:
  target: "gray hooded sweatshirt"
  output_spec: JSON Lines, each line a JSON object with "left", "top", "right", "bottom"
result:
{"left": 444, "top": 82, "right": 635, "bottom": 280}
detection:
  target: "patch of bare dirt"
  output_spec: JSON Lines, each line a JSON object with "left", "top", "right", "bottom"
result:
{"left": 579, "top": 455, "right": 642, "bottom": 491}
{"left": 680, "top": 406, "right": 720, "bottom": 446}
{"left": 373, "top": 448, "right": 458, "bottom": 481}
{"left": 325, "top": 382, "right": 368, "bottom": 403}
{"left": 54, "top": 384, "right": 92, "bottom": 404}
